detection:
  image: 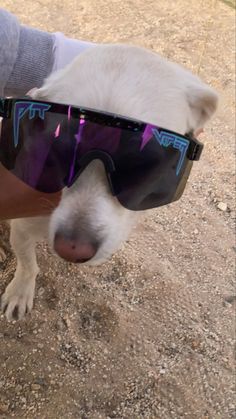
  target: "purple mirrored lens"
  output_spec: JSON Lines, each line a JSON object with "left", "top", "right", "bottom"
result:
{"left": 1, "top": 110, "right": 78, "bottom": 193}
{"left": 67, "top": 120, "right": 123, "bottom": 186}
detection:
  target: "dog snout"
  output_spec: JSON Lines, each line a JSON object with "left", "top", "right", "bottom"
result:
{"left": 54, "top": 232, "right": 99, "bottom": 263}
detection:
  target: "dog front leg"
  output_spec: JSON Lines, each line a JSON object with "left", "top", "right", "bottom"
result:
{"left": 1, "top": 219, "right": 40, "bottom": 320}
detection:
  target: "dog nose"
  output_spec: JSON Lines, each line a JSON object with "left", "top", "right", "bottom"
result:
{"left": 54, "top": 233, "right": 98, "bottom": 263}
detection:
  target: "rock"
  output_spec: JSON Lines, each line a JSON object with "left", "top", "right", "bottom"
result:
{"left": 38, "top": 287, "right": 45, "bottom": 296}
{"left": 191, "top": 339, "right": 201, "bottom": 349}
{"left": 224, "top": 295, "right": 236, "bottom": 304}
{"left": 37, "top": 343, "right": 44, "bottom": 349}
{"left": 217, "top": 202, "right": 227, "bottom": 211}
{"left": 20, "top": 397, "right": 26, "bottom": 404}
{"left": 31, "top": 383, "right": 41, "bottom": 391}
{"left": 15, "top": 384, "right": 23, "bottom": 393}
{"left": 56, "top": 318, "right": 67, "bottom": 331}
{"left": 34, "top": 377, "right": 46, "bottom": 386}
{"left": 0, "top": 402, "right": 9, "bottom": 413}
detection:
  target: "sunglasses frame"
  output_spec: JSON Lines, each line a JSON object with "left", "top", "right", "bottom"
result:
{"left": 0, "top": 96, "right": 203, "bottom": 161}
{"left": 0, "top": 96, "right": 204, "bottom": 211}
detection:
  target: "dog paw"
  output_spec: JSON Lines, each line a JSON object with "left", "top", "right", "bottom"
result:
{"left": 1, "top": 279, "right": 35, "bottom": 321}
{"left": 0, "top": 247, "right": 6, "bottom": 263}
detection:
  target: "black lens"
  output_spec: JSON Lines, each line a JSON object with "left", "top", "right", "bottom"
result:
{"left": 110, "top": 133, "right": 191, "bottom": 210}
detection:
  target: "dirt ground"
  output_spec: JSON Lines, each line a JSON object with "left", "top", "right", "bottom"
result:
{"left": 0, "top": 0, "right": 235, "bottom": 418}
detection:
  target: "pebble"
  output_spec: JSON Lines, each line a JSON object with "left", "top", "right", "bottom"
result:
{"left": 217, "top": 202, "right": 227, "bottom": 211}
{"left": 0, "top": 402, "right": 9, "bottom": 413}
{"left": 37, "top": 343, "right": 44, "bottom": 349}
{"left": 38, "top": 287, "right": 45, "bottom": 296}
{"left": 191, "top": 339, "right": 201, "bottom": 349}
{"left": 56, "top": 318, "right": 67, "bottom": 331}
{"left": 34, "top": 377, "right": 46, "bottom": 386}
{"left": 15, "top": 384, "right": 23, "bottom": 393}
{"left": 224, "top": 295, "right": 236, "bottom": 304}
{"left": 31, "top": 384, "right": 41, "bottom": 391}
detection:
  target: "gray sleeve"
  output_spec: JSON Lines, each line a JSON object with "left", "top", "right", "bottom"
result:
{"left": 0, "top": 9, "right": 55, "bottom": 97}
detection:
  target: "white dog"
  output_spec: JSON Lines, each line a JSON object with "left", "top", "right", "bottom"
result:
{"left": 1, "top": 44, "right": 218, "bottom": 320}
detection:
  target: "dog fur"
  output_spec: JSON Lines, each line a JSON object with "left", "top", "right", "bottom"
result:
{"left": 1, "top": 44, "right": 218, "bottom": 320}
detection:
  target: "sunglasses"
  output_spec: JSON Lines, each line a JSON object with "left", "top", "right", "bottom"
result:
{"left": 0, "top": 97, "right": 203, "bottom": 211}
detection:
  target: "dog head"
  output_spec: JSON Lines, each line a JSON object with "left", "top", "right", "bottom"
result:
{"left": 31, "top": 44, "right": 218, "bottom": 264}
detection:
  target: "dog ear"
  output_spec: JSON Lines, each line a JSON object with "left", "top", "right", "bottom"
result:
{"left": 186, "top": 82, "right": 218, "bottom": 130}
